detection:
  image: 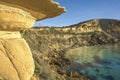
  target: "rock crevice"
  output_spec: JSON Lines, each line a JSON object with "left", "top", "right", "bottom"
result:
{"left": 0, "top": 38, "right": 35, "bottom": 80}
{"left": 1, "top": 40, "right": 22, "bottom": 80}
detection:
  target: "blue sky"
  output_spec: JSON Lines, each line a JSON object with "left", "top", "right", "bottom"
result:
{"left": 34, "top": 0, "right": 120, "bottom": 27}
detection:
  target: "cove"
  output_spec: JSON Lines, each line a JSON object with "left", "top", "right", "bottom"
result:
{"left": 65, "top": 43, "right": 120, "bottom": 80}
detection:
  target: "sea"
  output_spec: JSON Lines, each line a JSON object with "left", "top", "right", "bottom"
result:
{"left": 65, "top": 43, "right": 120, "bottom": 80}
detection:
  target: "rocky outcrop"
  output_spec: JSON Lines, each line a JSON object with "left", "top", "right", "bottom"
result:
{"left": 0, "top": 2, "right": 36, "bottom": 79}
{"left": 0, "top": 0, "right": 65, "bottom": 80}
{"left": 0, "top": 0, "right": 66, "bottom": 20}
{"left": 0, "top": 3, "right": 36, "bottom": 31}
{"left": 0, "top": 0, "right": 65, "bottom": 31}
{"left": 69, "top": 19, "right": 120, "bottom": 35}
{"left": 0, "top": 32, "right": 35, "bottom": 80}
{"left": 35, "top": 19, "right": 120, "bottom": 37}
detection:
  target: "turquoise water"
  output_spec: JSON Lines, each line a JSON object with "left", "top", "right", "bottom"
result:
{"left": 66, "top": 43, "right": 120, "bottom": 80}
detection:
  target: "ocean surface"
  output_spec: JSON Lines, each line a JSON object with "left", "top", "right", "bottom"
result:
{"left": 65, "top": 43, "right": 120, "bottom": 80}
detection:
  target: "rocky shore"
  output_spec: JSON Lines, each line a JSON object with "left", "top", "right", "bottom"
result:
{"left": 20, "top": 19, "right": 120, "bottom": 80}
{"left": 20, "top": 29, "right": 92, "bottom": 80}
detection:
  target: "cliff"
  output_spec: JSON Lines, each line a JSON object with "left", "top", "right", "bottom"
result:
{"left": 0, "top": 1, "right": 65, "bottom": 80}
{"left": 69, "top": 19, "right": 120, "bottom": 38}
{"left": 21, "top": 19, "right": 120, "bottom": 80}
{"left": 35, "top": 19, "right": 120, "bottom": 39}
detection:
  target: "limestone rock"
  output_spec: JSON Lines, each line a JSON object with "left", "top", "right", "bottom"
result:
{"left": 0, "top": 38, "right": 34, "bottom": 80}
{"left": 0, "top": 4, "right": 36, "bottom": 31}
{"left": 0, "top": 0, "right": 65, "bottom": 80}
{"left": 0, "top": 0, "right": 65, "bottom": 31}
{"left": 0, "top": 31, "right": 21, "bottom": 39}
{"left": 0, "top": 0, "right": 66, "bottom": 20}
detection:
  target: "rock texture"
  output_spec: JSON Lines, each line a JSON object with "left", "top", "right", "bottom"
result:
{"left": 0, "top": 36, "right": 34, "bottom": 80}
{"left": 0, "top": 3, "right": 36, "bottom": 31}
{"left": 0, "top": 0, "right": 65, "bottom": 31}
{"left": 0, "top": 1, "right": 65, "bottom": 80}
{"left": 0, "top": 0, "right": 65, "bottom": 20}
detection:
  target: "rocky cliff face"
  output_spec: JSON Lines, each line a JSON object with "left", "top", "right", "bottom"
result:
{"left": 21, "top": 29, "right": 91, "bottom": 80}
{"left": 0, "top": 1, "right": 66, "bottom": 80}
{"left": 20, "top": 18, "right": 120, "bottom": 80}
{"left": 0, "top": 32, "right": 35, "bottom": 80}
{"left": 69, "top": 19, "right": 120, "bottom": 38}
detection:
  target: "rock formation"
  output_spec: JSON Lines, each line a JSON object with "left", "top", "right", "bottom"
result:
{"left": 0, "top": 0, "right": 65, "bottom": 80}
{"left": 0, "top": 34, "right": 34, "bottom": 80}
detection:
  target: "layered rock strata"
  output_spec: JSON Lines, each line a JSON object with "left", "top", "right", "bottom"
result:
{"left": 0, "top": 0, "right": 65, "bottom": 80}
{"left": 0, "top": 4, "right": 36, "bottom": 31}
{"left": 0, "top": 3, "right": 36, "bottom": 80}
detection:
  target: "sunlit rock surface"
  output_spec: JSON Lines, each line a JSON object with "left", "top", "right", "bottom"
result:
{"left": 0, "top": 32, "right": 35, "bottom": 80}
{"left": 0, "top": 0, "right": 65, "bottom": 31}
{"left": 0, "top": 0, "right": 65, "bottom": 80}
{"left": 0, "top": 4, "right": 36, "bottom": 31}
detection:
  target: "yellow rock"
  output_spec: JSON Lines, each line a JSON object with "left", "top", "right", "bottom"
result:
{"left": 0, "top": 0, "right": 65, "bottom": 80}
{"left": 0, "top": 42, "right": 20, "bottom": 80}
{"left": 0, "top": 0, "right": 66, "bottom": 20}
{"left": 0, "top": 38, "right": 34, "bottom": 80}
{"left": 0, "top": 0, "right": 65, "bottom": 31}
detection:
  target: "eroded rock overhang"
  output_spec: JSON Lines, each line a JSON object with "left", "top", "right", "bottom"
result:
{"left": 0, "top": 0, "right": 66, "bottom": 31}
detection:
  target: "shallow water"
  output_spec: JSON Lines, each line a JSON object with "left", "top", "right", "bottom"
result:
{"left": 66, "top": 43, "right": 120, "bottom": 80}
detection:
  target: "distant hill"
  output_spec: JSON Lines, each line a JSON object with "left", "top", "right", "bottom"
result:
{"left": 64, "top": 19, "right": 120, "bottom": 38}
{"left": 35, "top": 18, "right": 120, "bottom": 38}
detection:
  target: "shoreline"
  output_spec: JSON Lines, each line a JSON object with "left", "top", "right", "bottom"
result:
{"left": 20, "top": 28, "right": 120, "bottom": 80}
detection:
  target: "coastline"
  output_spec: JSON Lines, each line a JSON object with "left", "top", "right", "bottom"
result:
{"left": 20, "top": 27, "right": 120, "bottom": 80}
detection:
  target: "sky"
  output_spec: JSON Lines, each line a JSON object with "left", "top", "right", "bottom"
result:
{"left": 34, "top": 0, "right": 120, "bottom": 27}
